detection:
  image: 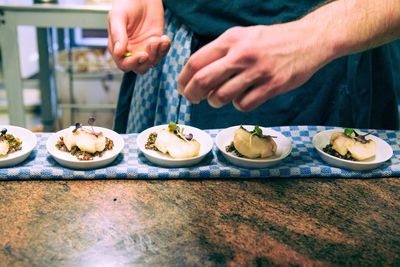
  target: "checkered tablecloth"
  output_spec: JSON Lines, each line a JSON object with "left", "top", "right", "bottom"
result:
{"left": 0, "top": 126, "right": 399, "bottom": 179}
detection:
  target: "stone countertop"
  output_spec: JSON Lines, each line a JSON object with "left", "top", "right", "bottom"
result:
{"left": 0, "top": 178, "right": 399, "bottom": 266}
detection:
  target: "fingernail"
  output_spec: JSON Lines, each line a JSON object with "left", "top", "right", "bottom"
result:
{"left": 208, "top": 99, "right": 223, "bottom": 109}
{"left": 113, "top": 41, "right": 120, "bottom": 54}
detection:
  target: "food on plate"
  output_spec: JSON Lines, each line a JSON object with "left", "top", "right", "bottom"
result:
{"left": 56, "top": 117, "right": 114, "bottom": 160}
{"left": 145, "top": 122, "right": 200, "bottom": 158}
{"left": 0, "top": 128, "right": 23, "bottom": 156}
{"left": 226, "top": 126, "right": 277, "bottom": 159}
{"left": 323, "top": 128, "right": 376, "bottom": 161}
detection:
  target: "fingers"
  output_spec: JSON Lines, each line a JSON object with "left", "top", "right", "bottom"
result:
{"left": 107, "top": 12, "right": 128, "bottom": 57}
{"left": 180, "top": 57, "right": 239, "bottom": 103}
{"left": 178, "top": 39, "right": 228, "bottom": 94}
{"left": 207, "top": 70, "right": 260, "bottom": 108}
{"left": 115, "top": 51, "right": 149, "bottom": 73}
{"left": 147, "top": 35, "right": 170, "bottom": 63}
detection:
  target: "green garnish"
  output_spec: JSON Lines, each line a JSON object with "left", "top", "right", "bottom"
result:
{"left": 343, "top": 128, "right": 373, "bottom": 144}
{"left": 168, "top": 122, "right": 178, "bottom": 132}
{"left": 344, "top": 128, "right": 354, "bottom": 137}
{"left": 167, "top": 122, "right": 193, "bottom": 141}
{"left": 251, "top": 125, "right": 263, "bottom": 137}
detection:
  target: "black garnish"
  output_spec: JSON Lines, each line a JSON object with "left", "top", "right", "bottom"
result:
{"left": 226, "top": 142, "right": 244, "bottom": 157}
{"left": 1, "top": 128, "right": 7, "bottom": 136}
{"left": 323, "top": 144, "right": 355, "bottom": 160}
{"left": 72, "top": 123, "right": 81, "bottom": 133}
{"left": 185, "top": 133, "right": 193, "bottom": 141}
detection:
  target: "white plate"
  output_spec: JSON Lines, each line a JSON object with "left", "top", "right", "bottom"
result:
{"left": 0, "top": 125, "right": 37, "bottom": 168}
{"left": 137, "top": 124, "right": 213, "bottom": 168}
{"left": 312, "top": 129, "right": 393, "bottom": 171}
{"left": 215, "top": 125, "right": 292, "bottom": 168}
{"left": 46, "top": 126, "right": 124, "bottom": 170}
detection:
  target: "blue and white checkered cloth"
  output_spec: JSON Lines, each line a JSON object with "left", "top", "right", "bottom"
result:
{"left": 0, "top": 126, "right": 399, "bottom": 180}
{"left": 126, "top": 10, "right": 192, "bottom": 133}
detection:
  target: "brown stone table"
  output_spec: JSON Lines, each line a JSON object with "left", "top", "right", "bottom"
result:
{"left": 0, "top": 178, "right": 399, "bottom": 266}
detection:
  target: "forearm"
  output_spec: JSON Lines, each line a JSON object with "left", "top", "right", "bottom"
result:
{"left": 301, "top": 0, "right": 400, "bottom": 62}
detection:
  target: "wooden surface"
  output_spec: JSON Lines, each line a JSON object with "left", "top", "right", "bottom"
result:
{"left": 0, "top": 178, "right": 399, "bottom": 266}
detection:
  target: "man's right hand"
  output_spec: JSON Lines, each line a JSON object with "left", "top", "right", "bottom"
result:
{"left": 108, "top": 0, "right": 170, "bottom": 74}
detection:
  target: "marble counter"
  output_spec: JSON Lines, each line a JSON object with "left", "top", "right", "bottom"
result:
{"left": 0, "top": 178, "right": 399, "bottom": 266}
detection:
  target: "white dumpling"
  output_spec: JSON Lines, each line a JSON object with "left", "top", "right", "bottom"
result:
{"left": 63, "top": 128, "right": 106, "bottom": 153}
{"left": 233, "top": 127, "right": 276, "bottom": 159}
{"left": 347, "top": 139, "right": 376, "bottom": 160}
{"left": 0, "top": 140, "right": 10, "bottom": 156}
{"left": 330, "top": 132, "right": 376, "bottom": 160}
{"left": 330, "top": 132, "right": 355, "bottom": 156}
{"left": 155, "top": 129, "right": 200, "bottom": 158}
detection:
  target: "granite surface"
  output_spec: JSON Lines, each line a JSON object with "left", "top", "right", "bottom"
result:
{"left": 0, "top": 178, "right": 399, "bottom": 266}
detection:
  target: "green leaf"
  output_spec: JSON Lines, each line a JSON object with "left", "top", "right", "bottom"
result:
{"left": 168, "top": 122, "right": 177, "bottom": 132}
{"left": 251, "top": 125, "right": 263, "bottom": 137}
{"left": 344, "top": 128, "right": 354, "bottom": 137}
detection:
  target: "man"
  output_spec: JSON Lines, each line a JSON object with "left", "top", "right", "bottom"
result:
{"left": 108, "top": 0, "right": 400, "bottom": 133}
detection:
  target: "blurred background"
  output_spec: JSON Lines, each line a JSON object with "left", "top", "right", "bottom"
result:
{"left": 0, "top": 0, "right": 122, "bottom": 132}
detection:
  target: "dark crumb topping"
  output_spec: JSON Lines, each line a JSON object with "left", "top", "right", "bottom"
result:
{"left": 145, "top": 132, "right": 160, "bottom": 152}
{"left": 225, "top": 141, "right": 244, "bottom": 157}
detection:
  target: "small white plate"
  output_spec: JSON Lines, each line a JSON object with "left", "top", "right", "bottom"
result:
{"left": 215, "top": 125, "right": 292, "bottom": 168}
{"left": 0, "top": 125, "right": 37, "bottom": 168}
{"left": 312, "top": 129, "right": 393, "bottom": 171}
{"left": 46, "top": 126, "right": 124, "bottom": 170}
{"left": 137, "top": 124, "right": 213, "bottom": 168}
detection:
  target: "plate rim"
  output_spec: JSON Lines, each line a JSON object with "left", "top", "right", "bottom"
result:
{"left": 312, "top": 128, "right": 393, "bottom": 166}
{"left": 215, "top": 125, "right": 293, "bottom": 164}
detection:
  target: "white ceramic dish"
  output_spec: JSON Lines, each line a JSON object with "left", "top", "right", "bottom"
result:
{"left": 46, "top": 126, "right": 124, "bottom": 170}
{"left": 215, "top": 125, "right": 292, "bottom": 168}
{"left": 137, "top": 124, "right": 213, "bottom": 168}
{"left": 0, "top": 125, "right": 37, "bottom": 168}
{"left": 312, "top": 129, "right": 393, "bottom": 171}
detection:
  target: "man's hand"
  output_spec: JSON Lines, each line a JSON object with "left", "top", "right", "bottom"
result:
{"left": 108, "top": 0, "right": 170, "bottom": 74}
{"left": 178, "top": 23, "right": 329, "bottom": 111}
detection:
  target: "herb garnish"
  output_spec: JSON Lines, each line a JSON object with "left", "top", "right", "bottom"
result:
{"left": 167, "top": 122, "right": 193, "bottom": 141}
{"left": 240, "top": 125, "right": 276, "bottom": 139}
{"left": 251, "top": 125, "right": 263, "bottom": 137}
{"left": 72, "top": 123, "right": 81, "bottom": 133}
{"left": 344, "top": 128, "right": 373, "bottom": 144}
{"left": 88, "top": 117, "right": 99, "bottom": 137}
{"left": 1, "top": 128, "right": 7, "bottom": 136}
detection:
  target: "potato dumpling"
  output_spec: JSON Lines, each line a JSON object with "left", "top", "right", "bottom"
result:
{"left": 233, "top": 127, "right": 276, "bottom": 159}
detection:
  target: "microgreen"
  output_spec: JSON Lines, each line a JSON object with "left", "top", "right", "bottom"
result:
{"left": 1, "top": 128, "right": 7, "bottom": 136}
{"left": 344, "top": 128, "right": 354, "bottom": 137}
{"left": 168, "top": 122, "right": 178, "bottom": 132}
{"left": 72, "top": 123, "right": 81, "bottom": 133}
{"left": 251, "top": 125, "right": 263, "bottom": 137}
{"left": 344, "top": 128, "right": 373, "bottom": 144}
{"left": 88, "top": 117, "right": 98, "bottom": 137}
{"left": 168, "top": 121, "right": 193, "bottom": 141}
